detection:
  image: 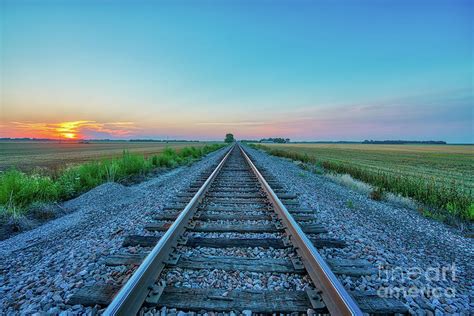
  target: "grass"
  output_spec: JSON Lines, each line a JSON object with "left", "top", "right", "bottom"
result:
{"left": 250, "top": 143, "right": 474, "bottom": 223}
{"left": 346, "top": 200, "right": 354, "bottom": 209}
{"left": 0, "top": 144, "right": 226, "bottom": 217}
{"left": 297, "top": 171, "right": 308, "bottom": 178}
{"left": 0, "top": 171, "right": 60, "bottom": 217}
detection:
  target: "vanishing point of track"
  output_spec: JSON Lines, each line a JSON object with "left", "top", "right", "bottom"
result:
{"left": 70, "top": 144, "right": 407, "bottom": 315}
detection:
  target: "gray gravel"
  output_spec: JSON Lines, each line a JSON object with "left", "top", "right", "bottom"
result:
{"left": 180, "top": 246, "right": 294, "bottom": 259}
{"left": 244, "top": 145, "right": 474, "bottom": 315}
{"left": 186, "top": 232, "right": 282, "bottom": 239}
{"left": 159, "top": 268, "right": 312, "bottom": 291}
{"left": 0, "top": 148, "right": 227, "bottom": 315}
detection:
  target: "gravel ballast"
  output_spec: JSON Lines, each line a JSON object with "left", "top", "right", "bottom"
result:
{"left": 0, "top": 148, "right": 227, "bottom": 315}
{"left": 245, "top": 145, "right": 473, "bottom": 315}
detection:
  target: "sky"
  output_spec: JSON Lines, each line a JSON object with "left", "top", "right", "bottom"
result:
{"left": 0, "top": 0, "right": 472, "bottom": 142}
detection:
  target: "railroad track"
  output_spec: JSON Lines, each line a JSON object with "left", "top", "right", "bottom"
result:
{"left": 69, "top": 144, "right": 407, "bottom": 315}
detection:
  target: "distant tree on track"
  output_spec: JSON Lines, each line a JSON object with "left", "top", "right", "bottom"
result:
{"left": 225, "top": 133, "right": 235, "bottom": 143}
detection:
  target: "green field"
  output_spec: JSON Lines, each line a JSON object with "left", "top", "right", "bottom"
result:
{"left": 252, "top": 143, "right": 474, "bottom": 222}
{"left": 0, "top": 141, "right": 210, "bottom": 172}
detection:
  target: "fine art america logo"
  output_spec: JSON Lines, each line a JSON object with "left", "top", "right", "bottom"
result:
{"left": 377, "top": 264, "right": 457, "bottom": 299}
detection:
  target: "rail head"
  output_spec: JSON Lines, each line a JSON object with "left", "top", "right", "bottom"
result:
{"left": 104, "top": 144, "right": 234, "bottom": 316}
{"left": 239, "top": 143, "right": 363, "bottom": 316}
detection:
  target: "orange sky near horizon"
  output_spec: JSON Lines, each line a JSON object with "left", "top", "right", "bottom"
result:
{"left": 0, "top": 118, "right": 304, "bottom": 141}
{"left": 0, "top": 121, "right": 139, "bottom": 140}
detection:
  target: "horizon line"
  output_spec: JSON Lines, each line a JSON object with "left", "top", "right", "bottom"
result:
{"left": 1, "top": 137, "right": 471, "bottom": 145}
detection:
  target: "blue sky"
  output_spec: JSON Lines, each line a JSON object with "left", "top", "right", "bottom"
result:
{"left": 1, "top": 0, "right": 472, "bottom": 142}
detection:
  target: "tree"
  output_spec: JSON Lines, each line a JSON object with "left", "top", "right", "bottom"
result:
{"left": 225, "top": 133, "right": 235, "bottom": 143}
{"left": 259, "top": 137, "right": 290, "bottom": 143}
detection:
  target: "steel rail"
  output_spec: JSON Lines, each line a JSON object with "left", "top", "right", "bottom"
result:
{"left": 103, "top": 145, "right": 234, "bottom": 316}
{"left": 239, "top": 144, "right": 363, "bottom": 316}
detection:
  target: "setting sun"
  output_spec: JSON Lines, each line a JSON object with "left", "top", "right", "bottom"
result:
{"left": 55, "top": 121, "right": 87, "bottom": 140}
{"left": 62, "top": 133, "right": 76, "bottom": 139}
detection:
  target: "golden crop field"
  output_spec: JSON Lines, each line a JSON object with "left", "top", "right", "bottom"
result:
{"left": 262, "top": 143, "right": 474, "bottom": 192}
{"left": 253, "top": 143, "right": 474, "bottom": 221}
{"left": 0, "top": 141, "right": 210, "bottom": 171}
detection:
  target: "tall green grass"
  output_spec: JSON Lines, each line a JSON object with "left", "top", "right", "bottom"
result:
{"left": 0, "top": 144, "right": 225, "bottom": 216}
{"left": 250, "top": 144, "right": 474, "bottom": 222}
{"left": 0, "top": 170, "right": 60, "bottom": 217}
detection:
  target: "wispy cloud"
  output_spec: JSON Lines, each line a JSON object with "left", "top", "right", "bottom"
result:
{"left": 261, "top": 90, "right": 474, "bottom": 141}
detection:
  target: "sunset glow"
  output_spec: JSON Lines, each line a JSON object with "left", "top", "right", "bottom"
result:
{"left": 0, "top": 1, "right": 472, "bottom": 142}
{"left": 55, "top": 121, "right": 88, "bottom": 139}
{"left": 62, "top": 133, "right": 76, "bottom": 139}
{"left": 0, "top": 121, "right": 138, "bottom": 140}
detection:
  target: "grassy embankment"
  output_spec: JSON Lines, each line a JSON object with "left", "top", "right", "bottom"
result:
{"left": 0, "top": 144, "right": 225, "bottom": 219}
{"left": 250, "top": 143, "right": 474, "bottom": 224}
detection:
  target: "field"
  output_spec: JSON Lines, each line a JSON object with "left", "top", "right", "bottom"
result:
{"left": 252, "top": 143, "right": 474, "bottom": 222}
{"left": 0, "top": 141, "right": 210, "bottom": 172}
{"left": 0, "top": 142, "right": 225, "bottom": 221}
